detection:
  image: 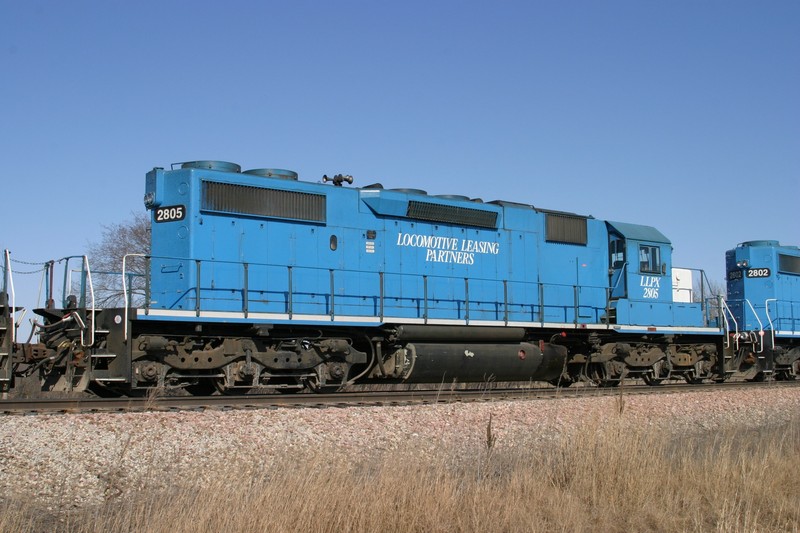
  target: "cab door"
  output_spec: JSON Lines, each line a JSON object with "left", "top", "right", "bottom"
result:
{"left": 609, "top": 234, "right": 627, "bottom": 299}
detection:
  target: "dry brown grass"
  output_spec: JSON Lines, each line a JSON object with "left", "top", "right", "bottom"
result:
{"left": 3, "top": 412, "right": 799, "bottom": 533}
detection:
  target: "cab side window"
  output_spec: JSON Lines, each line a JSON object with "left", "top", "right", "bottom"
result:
{"left": 779, "top": 254, "right": 800, "bottom": 275}
{"left": 610, "top": 239, "right": 626, "bottom": 268}
{"left": 639, "top": 245, "right": 662, "bottom": 274}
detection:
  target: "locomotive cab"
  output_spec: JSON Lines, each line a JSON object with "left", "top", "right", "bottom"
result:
{"left": 605, "top": 222, "right": 703, "bottom": 328}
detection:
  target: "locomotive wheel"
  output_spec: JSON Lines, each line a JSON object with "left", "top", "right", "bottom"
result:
{"left": 642, "top": 373, "right": 663, "bottom": 386}
{"left": 88, "top": 382, "right": 124, "bottom": 398}
{"left": 274, "top": 377, "right": 305, "bottom": 394}
{"left": 90, "top": 382, "right": 153, "bottom": 398}
{"left": 548, "top": 377, "right": 573, "bottom": 388}
{"left": 185, "top": 379, "right": 217, "bottom": 396}
{"left": 304, "top": 363, "right": 349, "bottom": 393}
{"left": 685, "top": 362, "right": 710, "bottom": 384}
{"left": 643, "top": 360, "right": 667, "bottom": 386}
{"left": 305, "top": 378, "right": 343, "bottom": 394}
{"left": 213, "top": 379, "right": 252, "bottom": 395}
{"left": 588, "top": 362, "right": 621, "bottom": 387}
{"left": 276, "top": 386, "right": 303, "bottom": 394}
{"left": 305, "top": 372, "right": 345, "bottom": 394}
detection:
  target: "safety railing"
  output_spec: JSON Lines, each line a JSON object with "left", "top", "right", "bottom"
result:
{"left": 718, "top": 297, "right": 739, "bottom": 350}
{"left": 43, "top": 255, "right": 97, "bottom": 347}
{"left": 669, "top": 265, "right": 718, "bottom": 327}
{"left": 744, "top": 299, "right": 764, "bottom": 353}
{"left": 2, "top": 249, "right": 16, "bottom": 345}
{"left": 605, "top": 261, "right": 627, "bottom": 322}
{"left": 122, "top": 254, "right": 612, "bottom": 341}
{"left": 765, "top": 297, "right": 800, "bottom": 336}
{"left": 721, "top": 297, "right": 775, "bottom": 353}
{"left": 122, "top": 253, "right": 148, "bottom": 340}
{"left": 765, "top": 298, "right": 777, "bottom": 353}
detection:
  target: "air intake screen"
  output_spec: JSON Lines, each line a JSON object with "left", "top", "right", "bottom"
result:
{"left": 406, "top": 200, "right": 498, "bottom": 228}
{"left": 779, "top": 254, "right": 800, "bottom": 275}
{"left": 201, "top": 181, "right": 326, "bottom": 222}
{"left": 546, "top": 213, "right": 588, "bottom": 245}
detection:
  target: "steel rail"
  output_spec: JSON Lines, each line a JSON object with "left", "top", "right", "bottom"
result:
{"left": 1, "top": 380, "right": 797, "bottom": 416}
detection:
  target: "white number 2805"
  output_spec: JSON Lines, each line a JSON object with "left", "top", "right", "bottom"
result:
{"left": 155, "top": 205, "right": 185, "bottom": 223}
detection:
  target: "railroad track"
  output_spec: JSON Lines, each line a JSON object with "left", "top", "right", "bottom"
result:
{"left": 1, "top": 380, "right": 797, "bottom": 415}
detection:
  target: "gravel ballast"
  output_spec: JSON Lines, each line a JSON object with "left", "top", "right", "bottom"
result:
{"left": 1, "top": 387, "right": 798, "bottom": 509}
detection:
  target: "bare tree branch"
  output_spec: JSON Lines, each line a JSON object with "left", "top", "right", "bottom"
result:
{"left": 85, "top": 212, "right": 151, "bottom": 307}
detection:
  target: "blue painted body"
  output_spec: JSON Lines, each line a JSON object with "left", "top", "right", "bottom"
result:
{"left": 726, "top": 241, "right": 800, "bottom": 338}
{"left": 142, "top": 163, "right": 712, "bottom": 333}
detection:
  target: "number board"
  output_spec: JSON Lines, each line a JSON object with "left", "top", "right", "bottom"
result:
{"left": 745, "top": 268, "right": 771, "bottom": 278}
{"left": 728, "top": 268, "right": 771, "bottom": 281}
{"left": 155, "top": 205, "right": 186, "bottom": 223}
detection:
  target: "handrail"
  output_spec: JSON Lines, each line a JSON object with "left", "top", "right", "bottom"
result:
{"left": 765, "top": 298, "right": 777, "bottom": 353}
{"left": 53, "top": 255, "right": 97, "bottom": 347}
{"left": 122, "top": 253, "right": 148, "bottom": 341}
{"left": 59, "top": 255, "right": 84, "bottom": 308}
{"left": 673, "top": 266, "right": 716, "bottom": 325}
{"left": 719, "top": 296, "right": 738, "bottom": 350}
{"left": 744, "top": 299, "right": 765, "bottom": 353}
{"left": 81, "top": 255, "right": 96, "bottom": 347}
{"left": 132, "top": 254, "right": 710, "bottom": 329}
{"left": 3, "top": 250, "right": 15, "bottom": 345}
{"left": 139, "top": 253, "right": 610, "bottom": 293}
{"left": 698, "top": 268, "right": 715, "bottom": 323}
{"left": 605, "top": 261, "right": 628, "bottom": 325}
{"left": 765, "top": 297, "right": 800, "bottom": 335}
{"left": 139, "top": 254, "right": 607, "bottom": 324}
{"left": 609, "top": 261, "right": 628, "bottom": 294}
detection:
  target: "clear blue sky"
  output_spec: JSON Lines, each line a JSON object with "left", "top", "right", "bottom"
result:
{"left": 2, "top": 0, "right": 798, "bottom": 311}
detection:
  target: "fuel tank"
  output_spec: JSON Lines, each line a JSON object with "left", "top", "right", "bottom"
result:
{"left": 401, "top": 342, "right": 566, "bottom": 383}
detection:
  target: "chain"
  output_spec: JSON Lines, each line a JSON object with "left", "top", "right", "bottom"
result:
{"left": 10, "top": 258, "right": 50, "bottom": 266}
{"left": 11, "top": 266, "right": 47, "bottom": 275}
{"left": 8, "top": 256, "right": 50, "bottom": 275}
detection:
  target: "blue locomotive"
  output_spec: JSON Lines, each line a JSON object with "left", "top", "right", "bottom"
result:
{"left": 724, "top": 240, "right": 800, "bottom": 380}
{"left": 1, "top": 161, "right": 798, "bottom": 395}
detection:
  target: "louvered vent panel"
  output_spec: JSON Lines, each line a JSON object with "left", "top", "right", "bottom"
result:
{"left": 545, "top": 213, "right": 587, "bottom": 245}
{"left": 202, "top": 181, "right": 326, "bottom": 222}
{"left": 406, "top": 201, "right": 497, "bottom": 229}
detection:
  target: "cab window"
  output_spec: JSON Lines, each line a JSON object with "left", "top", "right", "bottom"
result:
{"left": 779, "top": 254, "right": 800, "bottom": 275}
{"left": 639, "top": 245, "right": 662, "bottom": 274}
{"left": 610, "top": 238, "right": 626, "bottom": 268}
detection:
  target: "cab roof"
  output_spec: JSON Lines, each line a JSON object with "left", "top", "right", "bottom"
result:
{"left": 607, "top": 221, "right": 670, "bottom": 244}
